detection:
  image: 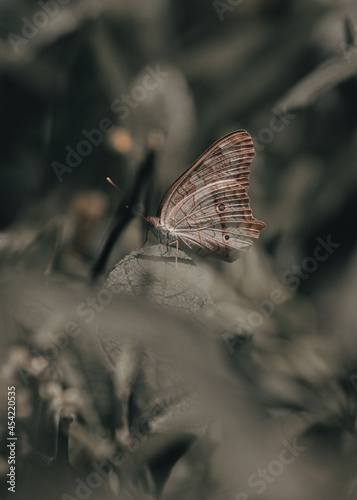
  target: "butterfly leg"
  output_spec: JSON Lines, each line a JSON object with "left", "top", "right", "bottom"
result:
{"left": 162, "top": 245, "right": 170, "bottom": 257}
{"left": 166, "top": 240, "right": 179, "bottom": 266}
{"left": 165, "top": 240, "right": 179, "bottom": 266}
{"left": 175, "top": 239, "right": 178, "bottom": 267}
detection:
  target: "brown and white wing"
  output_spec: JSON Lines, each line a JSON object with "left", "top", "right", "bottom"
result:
{"left": 169, "top": 179, "right": 265, "bottom": 262}
{"left": 158, "top": 130, "right": 254, "bottom": 224}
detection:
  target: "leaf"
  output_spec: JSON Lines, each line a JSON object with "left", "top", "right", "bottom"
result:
{"left": 276, "top": 46, "right": 357, "bottom": 111}
{"left": 105, "top": 244, "right": 214, "bottom": 313}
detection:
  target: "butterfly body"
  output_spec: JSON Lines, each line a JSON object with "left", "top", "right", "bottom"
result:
{"left": 145, "top": 130, "right": 265, "bottom": 262}
{"left": 145, "top": 216, "right": 178, "bottom": 247}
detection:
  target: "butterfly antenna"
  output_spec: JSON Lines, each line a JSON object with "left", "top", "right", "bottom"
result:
{"left": 107, "top": 177, "right": 125, "bottom": 194}
{"left": 107, "top": 177, "right": 147, "bottom": 216}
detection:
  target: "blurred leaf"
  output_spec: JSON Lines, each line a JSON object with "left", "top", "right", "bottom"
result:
{"left": 276, "top": 48, "right": 357, "bottom": 111}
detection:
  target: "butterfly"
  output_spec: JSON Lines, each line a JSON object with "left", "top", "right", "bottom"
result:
{"left": 144, "top": 130, "right": 265, "bottom": 262}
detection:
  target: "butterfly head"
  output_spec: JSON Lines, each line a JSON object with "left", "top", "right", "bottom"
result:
{"left": 144, "top": 215, "right": 176, "bottom": 247}
{"left": 144, "top": 215, "right": 160, "bottom": 229}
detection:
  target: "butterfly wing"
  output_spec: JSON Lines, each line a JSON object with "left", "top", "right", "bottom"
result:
{"left": 158, "top": 130, "right": 254, "bottom": 223}
{"left": 158, "top": 130, "right": 265, "bottom": 262}
{"left": 171, "top": 179, "right": 264, "bottom": 261}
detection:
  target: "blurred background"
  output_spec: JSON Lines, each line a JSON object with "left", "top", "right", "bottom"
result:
{"left": 1, "top": 0, "right": 357, "bottom": 499}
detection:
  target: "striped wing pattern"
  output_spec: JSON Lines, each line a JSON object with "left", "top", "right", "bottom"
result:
{"left": 157, "top": 130, "right": 265, "bottom": 262}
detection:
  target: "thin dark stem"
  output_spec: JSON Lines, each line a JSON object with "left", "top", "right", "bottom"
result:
{"left": 91, "top": 148, "right": 157, "bottom": 282}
